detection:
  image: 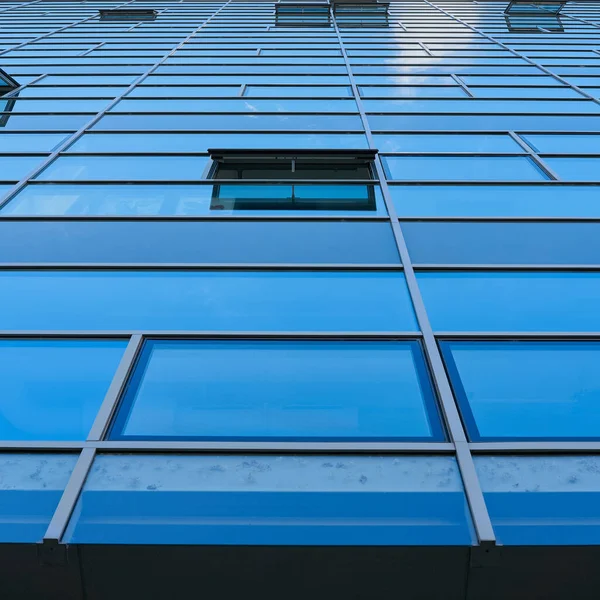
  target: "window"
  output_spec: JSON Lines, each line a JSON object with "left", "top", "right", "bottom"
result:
{"left": 504, "top": 2, "right": 565, "bottom": 32}
{"left": 275, "top": 1, "right": 331, "bottom": 27}
{"left": 110, "top": 339, "right": 442, "bottom": 442}
{"left": 440, "top": 341, "right": 600, "bottom": 441}
{"left": 476, "top": 456, "right": 600, "bottom": 545}
{"left": 64, "top": 455, "right": 474, "bottom": 545}
{"left": 208, "top": 149, "right": 378, "bottom": 211}
{"left": 505, "top": 1, "right": 565, "bottom": 15}
{"left": 98, "top": 9, "right": 157, "bottom": 22}
{"left": 0, "top": 68, "right": 18, "bottom": 128}
{"left": 333, "top": 0, "right": 390, "bottom": 27}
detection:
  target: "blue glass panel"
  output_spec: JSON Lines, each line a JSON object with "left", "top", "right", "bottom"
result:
{"left": 374, "top": 133, "right": 521, "bottom": 153}
{"left": 6, "top": 99, "right": 110, "bottom": 113}
{"left": 35, "top": 156, "right": 209, "bottom": 181}
{"left": 0, "top": 454, "right": 77, "bottom": 543}
{"left": 0, "top": 156, "right": 47, "bottom": 181}
{"left": 0, "top": 134, "right": 66, "bottom": 152}
{"left": 0, "top": 114, "right": 90, "bottom": 130}
{"left": 112, "top": 340, "right": 440, "bottom": 441}
{"left": 20, "top": 86, "right": 128, "bottom": 98}
{"left": 0, "top": 221, "right": 399, "bottom": 265}
{"left": 0, "top": 271, "right": 417, "bottom": 332}
{"left": 523, "top": 134, "right": 600, "bottom": 154}
{"left": 418, "top": 272, "right": 600, "bottom": 332}
{"left": 359, "top": 86, "right": 467, "bottom": 98}
{"left": 146, "top": 75, "right": 351, "bottom": 85}
{"left": 544, "top": 158, "right": 600, "bottom": 182}
{"left": 154, "top": 65, "right": 348, "bottom": 74}
{"left": 245, "top": 85, "right": 353, "bottom": 97}
{"left": 68, "top": 132, "right": 369, "bottom": 153}
{"left": 0, "top": 340, "right": 126, "bottom": 440}
{"left": 476, "top": 456, "right": 600, "bottom": 545}
{"left": 390, "top": 185, "right": 600, "bottom": 218}
{"left": 403, "top": 222, "right": 600, "bottom": 265}
{"left": 441, "top": 341, "right": 600, "bottom": 441}
{"left": 64, "top": 455, "right": 474, "bottom": 545}
{"left": 383, "top": 156, "right": 546, "bottom": 181}
{"left": 127, "top": 86, "right": 241, "bottom": 98}
{"left": 472, "top": 87, "right": 582, "bottom": 98}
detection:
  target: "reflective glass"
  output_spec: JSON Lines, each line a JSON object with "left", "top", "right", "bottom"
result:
{"left": 359, "top": 86, "right": 467, "bottom": 98}
{"left": 390, "top": 185, "right": 600, "bottom": 218}
{"left": 68, "top": 132, "right": 369, "bottom": 153}
{"left": 64, "top": 455, "right": 474, "bottom": 545}
{"left": 0, "top": 339, "right": 126, "bottom": 440}
{"left": 418, "top": 271, "right": 600, "bottom": 332}
{"left": 0, "top": 133, "right": 66, "bottom": 152}
{"left": 523, "top": 134, "right": 600, "bottom": 154}
{"left": 0, "top": 454, "right": 77, "bottom": 543}
{"left": 544, "top": 158, "right": 600, "bottom": 182}
{"left": 0, "top": 156, "right": 47, "bottom": 180}
{"left": 476, "top": 456, "right": 600, "bottom": 545}
{"left": 374, "top": 134, "right": 521, "bottom": 153}
{"left": 0, "top": 271, "right": 417, "bottom": 332}
{"left": 441, "top": 341, "right": 600, "bottom": 441}
{"left": 383, "top": 156, "right": 547, "bottom": 181}
{"left": 2, "top": 184, "right": 387, "bottom": 217}
{"left": 35, "top": 156, "right": 209, "bottom": 181}
{"left": 112, "top": 340, "right": 441, "bottom": 441}
{"left": 245, "top": 86, "right": 353, "bottom": 97}
{"left": 127, "top": 86, "right": 241, "bottom": 98}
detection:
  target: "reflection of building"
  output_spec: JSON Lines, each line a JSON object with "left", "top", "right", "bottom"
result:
{"left": 2, "top": 1, "right": 600, "bottom": 599}
{"left": 0, "top": 68, "right": 18, "bottom": 127}
{"left": 505, "top": 0, "right": 565, "bottom": 31}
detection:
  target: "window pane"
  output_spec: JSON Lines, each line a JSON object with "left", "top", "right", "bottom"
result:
{"left": 245, "top": 86, "right": 353, "bottom": 97}
{"left": 374, "top": 134, "right": 521, "bottom": 153}
{"left": 0, "top": 156, "right": 47, "bottom": 181}
{"left": 544, "top": 158, "right": 600, "bottom": 182}
{"left": 0, "top": 134, "right": 66, "bottom": 152}
{"left": 403, "top": 222, "right": 600, "bottom": 265}
{"left": 0, "top": 221, "right": 399, "bottom": 265}
{"left": 441, "top": 341, "right": 600, "bottom": 441}
{"left": 64, "top": 455, "right": 474, "bottom": 545}
{"left": 0, "top": 340, "right": 126, "bottom": 440}
{"left": 390, "top": 185, "right": 600, "bottom": 218}
{"left": 1, "top": 184, "right": 387, "bottom": 217}
{"left": 112, "top": 340, "right": 440, "bottom": 441}
{"left": 383, "top": 156, "right": 547, "bottom": 181}
{"left": 418, "top": 272, "right": 600, "bottom": 332}
{"left": 0, "top": 454, "right": 77, "bottom": 542}
{"left": 476, "top": 456, "right": 600, "bottom": 545}
{"left": 523, "top": 134, "right": 600, "bottom": 154}
{"left": 35, "top": 156, "right": 209, "bottom": 181}
{"left": 0, "top": 271, "right": 417, "bottom": 332}
{"left": 360, "top": 86, "right": 467, "bottom": 98}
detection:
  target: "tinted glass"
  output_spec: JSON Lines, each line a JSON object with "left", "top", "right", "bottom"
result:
{"left": 0, "top": 271, "right": 417, "bottom": 332}
{"left": 112, "top": 340, "right": 441, "bottom": 441}
{"left": 64, "top": 455, "right": 474, "bottom": 545}
{"left": 0, "top": 454, "right": 77, "bottom": 543}
{"left": 441, "top": 341, "right": 600, "bottom": 441}
{"left": 418, "top": 272, "right": 600, "bottom": 332}
{"left": 476, "top": 456, "right": 600, "bottom": 545}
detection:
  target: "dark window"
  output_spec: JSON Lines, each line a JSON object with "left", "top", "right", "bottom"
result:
{"left": 208, "top": 149, "right": 379, "bottom": 211}
{"left": 98, "top": 9, "right": 157, "bottom": 22}
{"left": 0, "top": 68, "right": 18, "bottom": 128}
{"left": 333, "top": 0, "right": 389, "bottom": 27}
{"left": 275, "top": 0, "right": 331, "bottom": 27}
{"left": 504, "top": 1, "right": 565, "bottom": 31}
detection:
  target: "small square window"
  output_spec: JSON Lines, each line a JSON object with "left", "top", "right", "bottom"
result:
{"left": 99, "top": 9, "right": 157, "bottom": 22}
{"left": 275, "top": 0, "right": 331, "bottom": 27}
{"left": 208, "top": 149, "right": 378, "bottom": 211}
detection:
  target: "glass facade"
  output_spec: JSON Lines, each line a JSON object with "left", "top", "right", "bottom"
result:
{"left": 1, "top": 0, "right": 600, "bottom": 597}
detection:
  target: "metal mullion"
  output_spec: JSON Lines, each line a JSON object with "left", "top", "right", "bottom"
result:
{"left": 470, "top": 442, "right": 600, "bottom": 453}
{"left": 0, "top": 441, "right": 86, "bottom": 450}
{"left": 425, "top": 0, "right": 600, "bottom": 106}
{"left": 78, "top": 41, "right": 105, "bottom": 56}
{"left": 0, "top": 0, "right": 234, "bottom": 212}
{"left": 0, "top": 214, "right": 391, "bottom": 222}
{"left": 435, "top": 332, "right": 600, "bottom": 340}
{"left": 0, "top": 263, "right": 404, "bottom": 271}
{"left": 450, "top": 72, "right": 475, "bottom": 97}
{"left": 414, "top": 264, "right": 600, "bottom": 271}
{"left": 331, "top": 6, "right": 496, "bottom": 546}
{"left": 90, "top": 440, "right": 454, "bottom": 453}
{"left": 43, "top": 447, "right": 95, "bottom": 543}
{"left": 508, "top": 131, "right": 561, "bottom": 180}
{"left": 87, "top": 334, "right": 142, "bottom": 441}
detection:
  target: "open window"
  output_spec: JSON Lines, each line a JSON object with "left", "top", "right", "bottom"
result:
{"left": 275, "top": 0, "right": 331, "bottom": 27}
{"left": 208, "top": 149, "right": 378, "bottom": 211}
{"left": 99, "top": 9, "right": 157, "bottom": 22}
{"left": 0, "top": 68, "right": 18, "bottom": 128}
{"left": 333, "top": 0, "right": 390, "bottom": 27}
{"left": 504, "top": 1, "right": 565, "bottom": 31}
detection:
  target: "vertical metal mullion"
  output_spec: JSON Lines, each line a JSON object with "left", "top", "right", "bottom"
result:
{"left": 331, "top": 9, "right": 495, "bottom": 546}
{"left": 87, "top": 334, "right": 143, "bottom": 441}
{"left": 43, "top": 448, "right": 96, "bottom": 543}
{"left": 0, "top": 0, "right": 234, "bottom": 212}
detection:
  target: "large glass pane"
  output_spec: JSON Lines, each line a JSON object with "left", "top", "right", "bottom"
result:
{"left": 0, "top": 454, "right": 78, "bottom": 543}
{"left": 0, "top": 221, "right": 399, "bottom": 265}
{"left": 383, "top": 156, "right": 546, "bottom": 181}
{"left": 0, "top": 340, "right": 126, "bottom": 440}
{"left": 544, "top": 158, "right": 600, "bottom": 182}
{"left": 441, "top": 341, "right": 600, "bottom": 441}
{"left": 0, "top": 271, "right": 417, "bottom": 332}
{"left": 2, "top": 184, "right": 387, "bottom": 217}
{"left": 476, "top": 456, "right": 600, "bottom": 545}
{"left": 374, "top": 133, "right": 522, "bottom": 153}
{"left": 112, "top": 340, "right": 441, "bottom": 441}
{"left": 0, "top": 133, "right": 66, "bottom": 152}
{"left": 418, "top": 272, "right": 600, "bottom": 332}
{"left": 35, "top": 156, "right": 209, "bottom": 181}
{"left": 0, "top": 156, "right": 48, "bottom": 181}
{"left": 523, "top": 134, "right": 600, "bottom": 154}
{"left": 64, "top": 455, "right": 474, "bottom": 545}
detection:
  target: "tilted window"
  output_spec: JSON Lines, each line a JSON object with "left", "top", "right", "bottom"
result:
{"left": 98, "top": 9, "right": 157, "bottom": 22}
{"left": 504, "top": 1, "right": 565, "bottom": 31}
{"left": 275, "top": 0, "right": 331, "bottom": 27}
{"left": 333, "top": 0, "right": 390, "bottom": 27}
{"left": 0, "top": 68, "right": 18, "bottom": 128}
